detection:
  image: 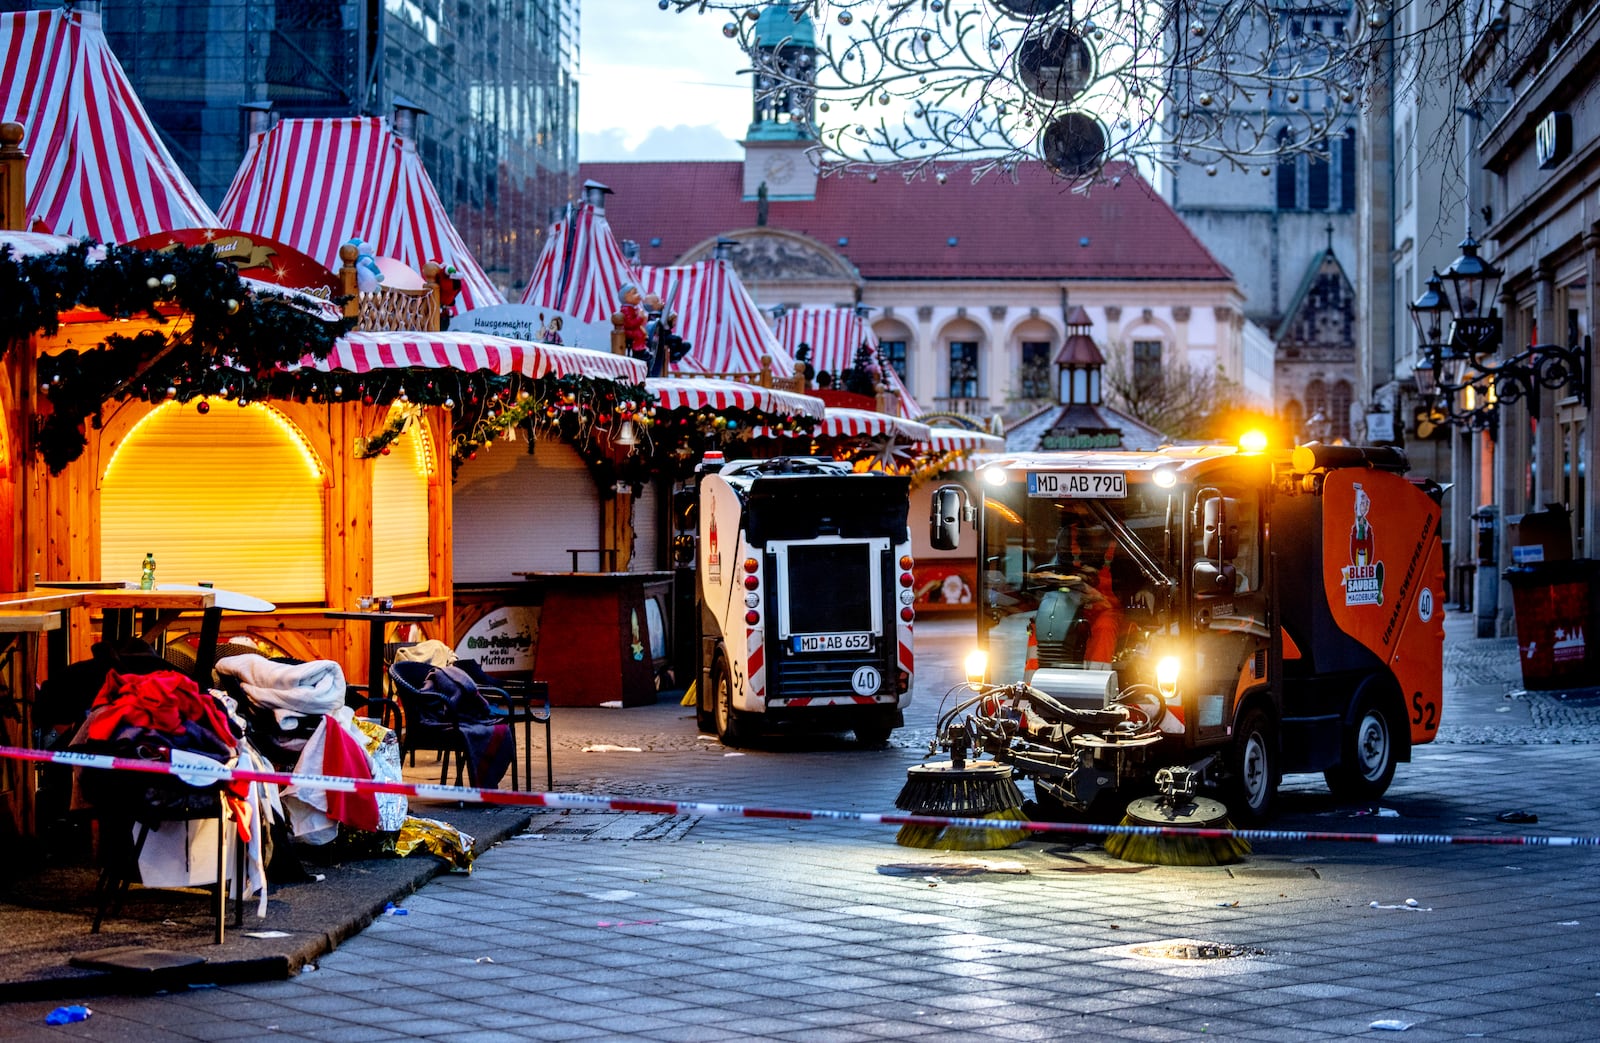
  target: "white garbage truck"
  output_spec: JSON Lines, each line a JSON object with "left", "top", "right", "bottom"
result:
{"left": 692, "top": 456, "right": 915, "bottom": 746}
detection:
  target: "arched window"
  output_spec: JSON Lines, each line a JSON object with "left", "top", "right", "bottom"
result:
{"left": 1282, "top": 399, "right": 1305, "bottom": 436}
{"left": 1329, "top": 380, "right": 1353, "bottom": 440}
{"left": 101, "top": 402, "right": 327, "bottom": 603}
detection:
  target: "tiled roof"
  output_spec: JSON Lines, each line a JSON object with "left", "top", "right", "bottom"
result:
{"left": 581, "top": 160, "right": 1233, "bottom": 283}
{"left": 1056, "top": 333, "right": 1104, "bottom": 366}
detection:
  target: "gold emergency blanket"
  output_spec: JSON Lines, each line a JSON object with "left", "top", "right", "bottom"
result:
{"left": 395, "top": 815, "right": 477, "bottom": 872}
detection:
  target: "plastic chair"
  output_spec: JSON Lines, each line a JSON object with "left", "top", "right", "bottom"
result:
{"left": 87, "top": 776, "right": 244, "bottom": 943}
{"left": 455, "top": 660, "right": 553, "bottom": 792}
{"left": 388, "top": 660, "right": 540, "bottom": 789}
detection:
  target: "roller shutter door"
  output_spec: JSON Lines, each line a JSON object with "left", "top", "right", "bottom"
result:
{"left": 452, "top": 437, "right": 599, "bottom": 581}
{"left": 100, "top": 402, "right": 327, "bottom": 603}
{"left": 371, "top": 422, "right": 431, "bottom": 596}
{"left": 632, "top": 482, "right": 660, "bottom": 571}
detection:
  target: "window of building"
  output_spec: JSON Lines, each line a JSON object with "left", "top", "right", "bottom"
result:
{"left": 1328, "top": 380, "right": 1353, "bottom": 440}
{"left": 1282, "top": 399, "right": 1305, "bottom": 436}
{"left": 1276, "top": 128, "right": 1297, "bottom": 210}
{"left": 1132, "top": 339, "right": 1163, "bottom": 392}
{"left": 1276, "top": 127, "right": 1356, "bottom": 212}
{"left": 1308, "top": 141, "right": 1330, "bottom": 211}
{"left": 1020, "top": 341, "right": 1052, "bottom": 399}
{"left": 1339, "top": 128, "right": 1357, "bottom": 212}
{"left": 879, "top": 339, "right": 908, "bottom": 382}
{"left": 948, "top": 341, "right": 979, "bottom": 399}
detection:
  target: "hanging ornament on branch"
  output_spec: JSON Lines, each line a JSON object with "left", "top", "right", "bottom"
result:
{"left": 356, "top": 403, "right": 423, "bottom": 458}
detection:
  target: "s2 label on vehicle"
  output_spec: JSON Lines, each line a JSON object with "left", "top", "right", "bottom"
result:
{"left": 794, "top": 633, "right": 873, "bottom": 653}
{"left": 1027, "top": 472, "right": 1126, "bottom": 498}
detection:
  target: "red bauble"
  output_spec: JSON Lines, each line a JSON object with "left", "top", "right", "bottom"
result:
{"left": 196, "top": 401, "right": 211, "bottom": 414}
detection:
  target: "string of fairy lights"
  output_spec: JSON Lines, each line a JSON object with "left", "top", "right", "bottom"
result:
{"left": 1, "top": 241, "right": 862, "bottom": 483}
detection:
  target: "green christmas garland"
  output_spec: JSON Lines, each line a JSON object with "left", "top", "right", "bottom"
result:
{"left": 4, "top": 239, "right": 354, "bottom": 471}
{"left": 4, "top": 239, "right": 820, "bottom": 483}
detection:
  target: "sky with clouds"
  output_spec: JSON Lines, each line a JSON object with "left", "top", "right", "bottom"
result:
{"left": 578, "top": 2, "right": 754, "bottom": 162}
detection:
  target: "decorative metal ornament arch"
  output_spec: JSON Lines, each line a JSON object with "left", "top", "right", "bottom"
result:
{"left": 666, "top": 0, "right": 1373, "bottom": 185}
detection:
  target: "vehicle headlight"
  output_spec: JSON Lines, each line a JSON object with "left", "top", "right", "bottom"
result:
{"left": 1156, "top": 656, "right": 1180, "bottom": 699}
{"left": 964, "top": 649, "right": 988, "bottom": 687}
{"left": 980, "top": 467, "right": 1006, "bottom": 486}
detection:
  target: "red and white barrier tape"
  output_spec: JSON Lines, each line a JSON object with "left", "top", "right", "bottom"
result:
{"left": 4, "top": 744, "right": 1596, "bottom": 848}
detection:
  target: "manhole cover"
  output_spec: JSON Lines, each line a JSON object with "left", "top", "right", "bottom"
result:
{"left": 1130, "top": 942, "right": 1265, "bottom": 961}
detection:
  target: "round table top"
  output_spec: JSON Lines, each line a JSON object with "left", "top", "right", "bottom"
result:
{"left": 154, "top": 584, "right": 276, "bottom": 612}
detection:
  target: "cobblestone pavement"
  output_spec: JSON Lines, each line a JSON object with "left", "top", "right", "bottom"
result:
{"left": 6, "top": 611, "right": 1600, "bottom": 1042}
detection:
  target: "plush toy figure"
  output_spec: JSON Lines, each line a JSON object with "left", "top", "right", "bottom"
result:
{"left": 346, "top": 237, "right": 383, "bottom": 293}
{"left": 433, "top": 262, "right": 461, "bottom": 309}
{"left": 617, "top": 282, "right": 648, "bottom": 361}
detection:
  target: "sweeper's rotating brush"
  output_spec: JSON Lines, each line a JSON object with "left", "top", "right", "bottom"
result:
{"left": 1103, "top": 768, "right": 1252, "bottom": 866}
{"left": 894, "top": 760, "right": 1029, "bottom": 850}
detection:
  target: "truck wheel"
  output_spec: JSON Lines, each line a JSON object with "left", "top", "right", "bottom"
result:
{"left": 1223, "top": 706, "right": 1279, "bottom": 823}
{"left": 712, "top": 656, "right": 749, "bottom": 747}
{"left": 695, "top": 682, "right": 714, "bottom": 733}
{"left": 853, "top": 712, "right": 895, "bottom": 747}
{"left": 1324, "top": 694, "right": 1398, "bottom": 800}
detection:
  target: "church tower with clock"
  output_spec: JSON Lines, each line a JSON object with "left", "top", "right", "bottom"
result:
{"left": 742, "top": 6, "right": 819, "bottom": 203}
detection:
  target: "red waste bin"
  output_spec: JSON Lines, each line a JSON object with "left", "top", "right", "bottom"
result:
{"left": 1503, "top": 561, "right": 1598, "bottom": 690}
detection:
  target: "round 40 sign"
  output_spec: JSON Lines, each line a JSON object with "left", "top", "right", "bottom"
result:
{"left": 851, "top": 666, "right": 882, "bottom": 696}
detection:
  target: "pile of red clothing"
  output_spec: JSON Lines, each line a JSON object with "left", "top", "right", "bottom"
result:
{"left": 70, "top": 669, "right": 242, "bottom": 818}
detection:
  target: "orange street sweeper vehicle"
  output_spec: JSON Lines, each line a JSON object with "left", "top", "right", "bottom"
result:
{"left": 928, "top": 438, "right": 1446, "bottom": 821}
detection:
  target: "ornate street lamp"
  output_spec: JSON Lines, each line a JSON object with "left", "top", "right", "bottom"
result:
{"left": 1408, "top": 238, "right": 1591, "bottom": 431}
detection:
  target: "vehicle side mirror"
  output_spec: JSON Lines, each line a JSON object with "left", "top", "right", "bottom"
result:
{"left": 1192, "top": 560, "right": 1238, "bottom": 596}
{"left": 673, "top": 489, "right": 697, "bottom": 531}
{"left": 1202, "top": 496, "right": 1239, "bottom": 561}
{"left": 930, "top": 486, "right": 963, "bottom": 551}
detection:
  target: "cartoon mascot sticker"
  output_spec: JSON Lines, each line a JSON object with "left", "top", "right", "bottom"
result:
{"left": 1341, "top": 482, "right": 1385, "bottom": 606}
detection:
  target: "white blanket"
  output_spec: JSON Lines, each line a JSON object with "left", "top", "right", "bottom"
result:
{"left": 216, "top": 653, "right": 347, "bottom": 729}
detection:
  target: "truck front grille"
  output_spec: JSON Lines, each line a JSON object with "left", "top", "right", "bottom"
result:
{"left": 771, "top": 647, "right": 887, "bottom": 699}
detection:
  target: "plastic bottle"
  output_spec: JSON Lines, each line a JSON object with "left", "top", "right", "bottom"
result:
{"left": 139, "top": 553, "right": 156, "bottom": 590}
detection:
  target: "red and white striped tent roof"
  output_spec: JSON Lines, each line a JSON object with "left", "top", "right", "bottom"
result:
{"left": 218, "top": 117, "right": 504, "bottom": 312}
{"left": 647, "top": 377, "right": 825, "bottom": 420}
{"left": 773, "top": 306, "right": 922, "bottom": 417}
{"left": 522, "top": 202, "right": 637, "bottom": 324}
{"left": 815, "top": 408, "right": 931, "bottom": 443}
{"left": 0, "top": 8, "right": 218, "bottom": 241}
{"left": 307, "top": 331, "right": 644, "bottom": 383}
{"left": 922, "top": 427, "right": 1004, "bottom": 453}
{"left": 0, "top": 230, "right": 76, "bottom": 258}
{"left": 774, "top": 306, "right": 871, "bottom": 374}
{"left": 638, "top": 259, "right": 795, "bottom": 378}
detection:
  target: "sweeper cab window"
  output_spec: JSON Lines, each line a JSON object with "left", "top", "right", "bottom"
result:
{"left": 743, "top": 478, "right": 910, "bottom": 546}
{"left": 980, "top": 483, "right": 1174, "bottom": 677}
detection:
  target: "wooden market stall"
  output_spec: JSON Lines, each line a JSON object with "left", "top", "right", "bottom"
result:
{"left": 0, "top": 4, "right": 225, "bottom": 840}
{"left": 30, "top": 246, "right": 457, "bottom": 683}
